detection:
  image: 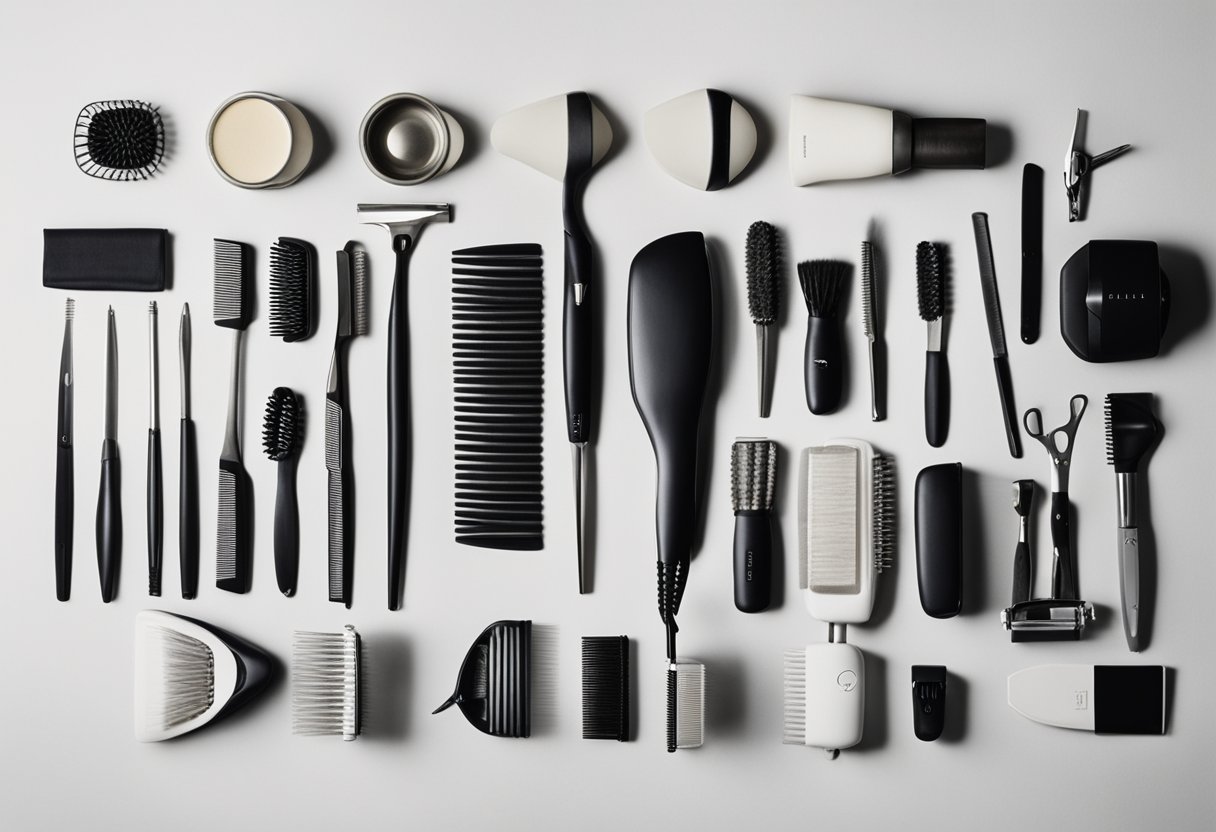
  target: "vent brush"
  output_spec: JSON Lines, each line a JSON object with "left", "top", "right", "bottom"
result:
{"left": 269, "top": 237, "right": 317, "bottom": 342}
{"left": 327, "top": 243, "right": 369, "bottom": 608}
{"left": 451, "top": 243, "right": 544, "bottom": 552}
{"left": 292, "top": 626, "right": 361, "bottom": 740}
{"left": 745, "top": 221, "right": 780, "bottom": 417}
{"left": 213, "top": 239, "right": 253, "bottom": 594}
{"left": 434, "top": 620, "right": 532, "bottom": 738}
{"left": 74, "top": 100, "right": 164, "bottom": 181}
{"left": 917, "top": 241, "right": 949, "bottom": 447}
{"left": 582, "top": 636, "right": 630, "bottom": 741}
{"left": 731, "top": 438, "right": 777, "bottom": 613}
{"left": 134, "top": 610, "right": 272, "bottom": 742}
{"left": 1105, "top": 393, "right": 1161, "bottom": 652}
{"left": 798, "top": 259, "right": 849, "bottom": 415}
{"left": 263, "top": 387, "right": 302, "bottom": 597}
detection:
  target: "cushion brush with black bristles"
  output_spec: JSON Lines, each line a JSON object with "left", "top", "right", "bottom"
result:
{"left": 263, "top": 387, "right": 302, "bottom": 597}
{"left": 269, "top": 237, "right": 317, "bottom": 342}
{"left": 731, "top": 438, "right": 777, "bottom": 613}
{"left": 798, "top": 259, "right": 850, "bottom": 415}
{"left": 746, "top": 221, "right": 781, "bottom": 418}
{"left": 74, "top": 100, "right": 164, "bottom": 181}
{"left": 327, "top": 243, "right": 369, "bottom": 608}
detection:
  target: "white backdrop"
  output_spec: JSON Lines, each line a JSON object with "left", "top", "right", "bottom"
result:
{"left": 2, "top": 1, "right": 1214, "bottom": 829}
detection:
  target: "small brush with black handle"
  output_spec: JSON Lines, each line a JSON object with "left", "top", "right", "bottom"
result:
{"left": 798, "top": 260, "right": 849, "bottom": 415}
{"left": 731, "top": 438, "right": 776, "bottom": 613}
{"left": 917, "top": 242, "right": 948, "bottom": 447}
{"left": 264, "top": 387, "right": 302, "bottom": 597}
{"left": 745, "top": 222, "right": 780, "bottom": 418}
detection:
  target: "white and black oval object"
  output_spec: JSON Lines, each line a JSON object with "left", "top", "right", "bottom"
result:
{"left": 643, "top": 89, "right": 756, "bottom": 190}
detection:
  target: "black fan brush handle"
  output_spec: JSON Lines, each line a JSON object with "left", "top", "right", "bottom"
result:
{"left": 179, "top": 417, "right": 198, "bottom": 599}
{"left": 733, "top": 512, "right": 772, "bottom": 613}
{"left": 925, "top": 350, "right": 949, "bottom": 447}
{"left": 96, "top": 438, "right": 121, "bottom": 602}
{"left": 804, "top": 315, "right": 843, "bottom": 415}
{"left": 146, "top": 428, "right": 162, "bottom": 596}
{"left": 1050, "top": 491, "right": 1077, "bottom": 600}
{"left": 273, "top": 458, "right": 299, "bottom": 597}
{"left": 55, "top": 443, "right": 73, "bottom": 602}
{"left": 387, "top": 236, "right": 413, "bottom": 611}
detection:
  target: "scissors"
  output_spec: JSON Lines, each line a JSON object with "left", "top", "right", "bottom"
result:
{"left": 1023, "top": 394, "right": 1087, "bottom": 600}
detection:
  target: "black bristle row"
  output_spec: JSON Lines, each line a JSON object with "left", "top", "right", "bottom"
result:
{"left": 872, "top": 454, "right": 895, "bottom": 573}
{"left": 665, "top": 666, "right": 678, "bottom": 753}
{"left": 452, "top": 245, "right": 544, "bottom": 550}
{"left": 730, "top": 440, "right": 777, "bottom": 512}
{"left": 1104, "top": 397, "right": 1115, "bottom": 465}
{"left": 262, "top": 387, "right": 301, "bottom": 462}
{"left": 745, "top": 221, "right": 781, "bottom": 326}
{"left": 269, "top": 238, "right": 315, "bottom": 341}
{"left": 213, "top": 239, "right": 251, "bottom": 329}
{"left": 916, "top": 241, "right": 944, "bottom": 322}
{"left": 797, "top": 259, "right": 849, "bottom": 318}
{"left": 74, "top": 100, "right": 164, "bottom": 181}
{"left": 582, "top": 636, "right": 630, "bottom": 741}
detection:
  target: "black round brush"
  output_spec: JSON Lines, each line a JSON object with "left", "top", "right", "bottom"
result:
{"left": 746, "top": 221, "right": 781, "bottom": 418}
{"left": 263, "top": 387, "right": 302, "bottom": 597}
{"left": 798, "top": 259, "right": 849, "bottom": 414}
{"left": 74, "top": 100, "right": 164, "bottom": 181}
{"left": 269, "top": 238, "right": 317, "bottom": 342}
{"left": 916, "top": 242, "right": 949, "bottom": 447}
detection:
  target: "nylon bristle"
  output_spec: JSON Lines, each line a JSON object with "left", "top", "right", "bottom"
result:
{"left": 666, "top": 661, "right": 704, "bottom": 751}
{"left": 262, "top": 387, "right": 300, "bottom": 461}
{"left": 797, "top": 260, "right": 849, "bottom": 318}
{"left": 746, "top": 221, "right": 780, "bottom": 326}
{"left": 351, "top": 249, "right": 369, "bottom": 337}
{"left": 861, "top": 241, "right": 875, "bottom": 340}
{"left": 916, "top": 241, "right": 944, "bottom": 322}
{"left": 291, "top": 626, "right": 361, "bottom": 740}
{"left": 872, "top": 454, "right": 894, "bottom": 573}
{"left": 213, "top": 240, "right": 250, "bottom": 328}
{"left": 1104, "top": 396, "right": 1114, "bottom": 465}
{"left": 782, "top": 648, "right": 807, "bottom": 744}
{"left": 65, "top": 298, "right": 75, "bottom": 321}
{"left": 730, "top": 440, "right": 777, "bottom": 513}
{"left": 582, "top": 636, "right": 629, "bottom": 741}
{"left": 75, "top": 100, "right": 164, "bottom": 181}
{"left": 146, "top": 624, "right": 215, "bottom": 732}
{"left": 269, "top": 239, "right": 313, "bottom": 341}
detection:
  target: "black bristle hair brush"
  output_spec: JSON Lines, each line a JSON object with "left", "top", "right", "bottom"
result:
{"left": 74, "top": 100, "right": 164, "bottom": 181}
{"left": 582, "top": 636, "right": 630, "bottom": 741}
{"left": 917, "top": 241, "right": 949, "bottom": 447}
{"left": 797, "top": 259, "right": 850, "bottom": 415}
{"left": 746, "top": 222, "right": 781, "bottom": 418}
{"left": 269, "top": 238, "right": 317, "bottom": 342}
{"left": 263, "top": 387, "right": 302, "bottom": 597}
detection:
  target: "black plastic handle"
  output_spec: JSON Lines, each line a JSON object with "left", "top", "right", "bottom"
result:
{"left": 1050, "top": 491, "right": 1077, "bottom": 600}
{"left": 993, "top": 355, "right": 1022, "bottom": 458}
{"left": 733, "top": 513, "right": 772, "bottom": 613}
{"left": 273, "top": 458, "right": 298, "bottom": 597}
{"left": 146, "top": 428, "right": 162, "bottom": 596}
{"left": 178, "top": 417, "right": 198, "bottom": 599}
{"left": 96, "top": 439, "right": 121, "bottom": 603}
{"left": 563, "top": 229, "right": 593, "bottom": 444}
{"left": 655, "top": 439, "right": 699, "bottom": 570}
{"left": 387, "top": 235, "right": 412, "bottom": 611}
{"left": 925, "top": 350, "right": 950, "bottom": 447}
{"left": 55, "top": 444, "right": 73, "bottom": 601}
{"left": 804, "top": 316, "right": 842, "bottom": 415}
{"left": 1012, "top": 539, "right": 1031, "bottom": 606}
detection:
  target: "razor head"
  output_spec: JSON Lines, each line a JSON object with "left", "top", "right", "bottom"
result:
{"left": 1013, "top": 479, "right": 1034, "bottom": 515}
{"left": 357, "top": 203, "right": 451, "bottom": 241}
{"left": 666, "top": 660, "right": 704, "bottom": 751}
{"left": 1105, "top": 393, "right": 1159, "bottom": 473}
{"left": 213, "top": 239, "right": 253, "bottom": 330}
{"left": 434, "top": 620, "right": 531, "bottom": 738}
{"left": 291, "top": 626, "right": 361, "bottom": 741}
{"left": 1002, "top": 599, "right": 1095, "bottom": 641}
{"left": 730, "top": 438, "right": 777, "bottom": 513}
{"left": 491, "top": 92, "right": 613, "bottom": 182}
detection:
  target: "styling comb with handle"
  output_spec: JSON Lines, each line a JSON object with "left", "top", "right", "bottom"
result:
{"left": 451, "top": 244, "right": 544, "bottom": 551}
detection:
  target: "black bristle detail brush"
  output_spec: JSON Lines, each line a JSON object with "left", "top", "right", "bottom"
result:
{"left": 916, "top": 241, "right": 949, "bottom": 447}
{"left": 263, "top": 387, "right": 302, "bottom": 597}
{"left": 269, "top": 238, "right": 317, "bottom": 342}
{"left": 746, "top": 221, "right": 781, "bottom": 418}
{"left": 74, "top": 100, "right": 164, "bottom": 181}
{"left": 797, "top": 259, "right": 849, "bottom": 415}
{"left": 582, "top": 636, "right": 630, "bottom": 741}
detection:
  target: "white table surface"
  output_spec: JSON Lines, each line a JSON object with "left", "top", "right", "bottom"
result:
{"left": 2, "top": 1, "right": 1214, "bottom": 829}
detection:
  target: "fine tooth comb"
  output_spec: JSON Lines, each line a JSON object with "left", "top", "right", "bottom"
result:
{"left": 668, "top": 660, "right": 705, "bottom": 751}
{"left": 74, "top": 100, "right": 164, "bottom": 181}
{"left": 292, "top": 626, "right": 361, "bottom": 741}
{"left": 798, "top": 439, "right": 894, "bottom": 624}
{"left": 451, "top": 244, "right": 544, "bottom": 551}
{"left": 916, "top": 241, "right": 949, "bottom": 447}
{"left": 134, "top": 610, "right": 273, "bottom": 742}
{"left": 269, "top": 237, "right": 317, "bottom": 342}
{"left": 745, "top": 221, "right": 780, "bottom": 418}
{"left": 327, "top": 243, "right": 369, "bottom": 609}
{"left": 434, "top": 620, "right": 532, "bottom": 738}
{"left": 582, "top": 636, "right": 630, "bottom": 742}
{"left": 213, "top": 239, "right": 253, "bottom": 594}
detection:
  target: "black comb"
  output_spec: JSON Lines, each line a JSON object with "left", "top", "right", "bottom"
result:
{"left": 452, "top": 244, "right": 544, "bottom": 551}
{"left": 269, "top": 237, "right": 316, "bottom": 342}
{"left": 434, "top": 620, "right": 532, "bottom": 738}
{"left": 582, "top": 636, "right": 630, "bottom": 741}
{"left": 74, "top": 100, "right": 164, "bottom": 181}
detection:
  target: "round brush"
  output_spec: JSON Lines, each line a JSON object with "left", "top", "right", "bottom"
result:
{"left": 798, "top": 259, "right": 849, "bottom": 415}
{"left": 263, "top": 387, "right": 302, "bottom": 597}
{"left": 746, "top": 221, "right": 781, "bottom": 418}
{"left": 74, "top": 100, "right": 164, "bottom": 181}
{"left": 917, "top": 242, "right": 949, "bottom": 447}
